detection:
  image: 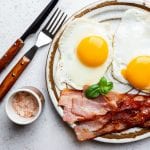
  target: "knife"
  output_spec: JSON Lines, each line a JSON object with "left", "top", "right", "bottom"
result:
{"left": 0, "top": 0, "right": 59, "bottom": 73}
{"left": 0, "top": 9, "right": 67, "bottom": 100}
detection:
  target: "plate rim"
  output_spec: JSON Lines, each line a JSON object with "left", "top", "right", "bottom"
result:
{"left": 46, "top": 0, "right": 150, "bottom": 143}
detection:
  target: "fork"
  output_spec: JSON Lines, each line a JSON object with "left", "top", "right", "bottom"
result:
{"left": 0, "top": 8, "right": 67, "bottom": 100}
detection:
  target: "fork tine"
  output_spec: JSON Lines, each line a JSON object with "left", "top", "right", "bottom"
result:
{"left": 52, "top": 14, "right": 67, "bottom": 36}
{"left": 43, "top": 8, "right": 59, "bottom": 30}
{"left": 42, "top": 9, "right": 67, "bottom": 39}
{"left": 50, "top": 12, "right": 64, "bottom": 34}
{"left": 47, "top": 9, "right": 61, "bottom": 31}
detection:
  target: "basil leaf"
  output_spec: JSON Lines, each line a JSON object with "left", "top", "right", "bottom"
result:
{"left": 100, "top": 81, "right": 113, "bottom": 95}
{"left": 107, "top": 82, "right": 113, "bottom": 90}
{"left": 84, "top": 77, "right": 114, "bottom": 99}
{"left": 85, "top": 84, "right": 100, "bottom": 99}
{"left": 98, "top": 77, "right": 107, "bottom": 86}
{"left": 99, "top": 87, "right": 108, "bottom": 95}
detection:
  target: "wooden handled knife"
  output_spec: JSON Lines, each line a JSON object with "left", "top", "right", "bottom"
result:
{"left": 0, "top": 0, "right": 59, "bottom": 73}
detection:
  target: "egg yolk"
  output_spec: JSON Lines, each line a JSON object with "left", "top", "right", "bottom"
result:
{"left": 76, "top": 36, "right": 108, "bottom": 67}
{"left": 122, "top": 56, "right": 150, "bottom": 90}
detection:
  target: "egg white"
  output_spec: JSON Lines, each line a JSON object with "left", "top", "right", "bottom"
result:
{"left": 55, "top": 18, "right": 113, "bottom": 90}
{"left": 113, "top": 9, "right": 150, "bottom": 85}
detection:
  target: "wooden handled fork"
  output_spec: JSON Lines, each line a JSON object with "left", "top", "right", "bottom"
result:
{"left": 0, "top": 8, "right": 67, "bottom": 100}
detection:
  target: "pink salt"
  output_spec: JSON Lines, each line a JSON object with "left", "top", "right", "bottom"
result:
{"left": 12, "top": 92, "right": 39, "bottom": 118}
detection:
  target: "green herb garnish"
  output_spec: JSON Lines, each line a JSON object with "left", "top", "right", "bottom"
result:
{"left": 85, "top": 77, "right": 113, "bottom": 99}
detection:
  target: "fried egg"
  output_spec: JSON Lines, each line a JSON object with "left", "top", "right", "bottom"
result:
{"left": 113, "top": 9, "right": 150, "bottom": 92}
{"left": 55, "top": 18, "right": 113, "bottom": 90}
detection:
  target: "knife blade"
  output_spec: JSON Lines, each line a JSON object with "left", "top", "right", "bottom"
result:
{"left": 0, "top": 0, "right": 59, "bottom": 73}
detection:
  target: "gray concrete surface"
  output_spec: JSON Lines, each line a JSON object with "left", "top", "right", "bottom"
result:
{"left": 0, "top": 0, "right": 150, "bottom": 149}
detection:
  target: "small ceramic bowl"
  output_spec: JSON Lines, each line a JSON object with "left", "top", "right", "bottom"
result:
{"left": 5, "top": 86, "right": 44, "bottom": 125}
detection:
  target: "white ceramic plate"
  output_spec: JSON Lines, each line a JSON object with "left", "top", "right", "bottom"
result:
{"left": 46, "top": 0, "right": 150, "bottom": 143}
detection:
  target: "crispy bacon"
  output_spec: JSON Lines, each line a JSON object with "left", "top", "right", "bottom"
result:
{"left": 59, "top": 89, "right": 150, "bottom": 124}
{"left": 59, "top": 89, "right": 111, "bottom": 123}
{"left": 59, "top": 89, "right": 84, "bottom": 123}
{"left": 59, "top": 89, "right": 150, "bottom": 141}
{"left": 63, "top": 107, "right": 84, "bottom": 123}
{"left": 74, "top": 113, "right": 111, "bottom": 140}
{"left": 74, "top": 107, "right": 150, "bottom": 141}
{"left": 72, "top": 96, "right": 110, "bottom": 119}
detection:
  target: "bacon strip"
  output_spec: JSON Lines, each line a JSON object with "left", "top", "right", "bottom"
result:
{"left": 59, "top": 89, "right": 150, "bottom": 141}
{"left": 59, "top": 89, "right": 111, "bottom": 123}
{"left": 59, "top": 89, "right": 84, "bottom": 123}
{"left": 59, "top": 89, "right": 150, "bottom": 124}
{"left": 74, "top": 106, "right": 150, "bottom": 141}
{"left": 63, "top": 107, "right": 84, "bottom": 123}
{"left": 72, "top": 96, "right": 110, "bottom": 119}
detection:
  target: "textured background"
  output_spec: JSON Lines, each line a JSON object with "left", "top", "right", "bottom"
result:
{"left": 0, "top": 0, "right": 150, "bottom": 149}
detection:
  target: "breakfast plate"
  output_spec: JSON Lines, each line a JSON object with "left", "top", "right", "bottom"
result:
{"left": 46, "top": 0, "right": 150, "bottom": 143}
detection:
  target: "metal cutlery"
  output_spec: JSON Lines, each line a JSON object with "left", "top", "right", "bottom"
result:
{"left": 0, "top": 0, "right": 59, "bottom": 73}
{"left": 0, "top": 8, "right": 67, "bottom": 100}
